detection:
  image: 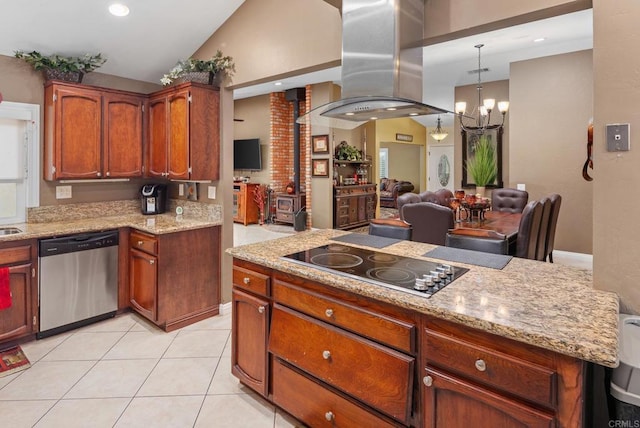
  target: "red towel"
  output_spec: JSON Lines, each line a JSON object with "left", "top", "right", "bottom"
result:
{"left": 0, "top": 267, "right": 10, "bottom": 310}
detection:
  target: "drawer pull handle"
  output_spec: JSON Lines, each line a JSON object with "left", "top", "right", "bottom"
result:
{"left": 325, "top": 411, "right": 334, "bottom": 421}
{"left": 423, "top": 375, "right": 433, "bottom": 387}
{"left": 475, "top": 359, "right": 487, "bottom": 372}
{"left": 149, "top": 259, "right": 155, "bottom": 265}
{"left": 137, "top": 241, "right": 144, "bottom": 246}
{"left": 258, "top": 306, "right": 265, "bottom": 314}
{"left": 322, "top": 350, "right": 331, "bottom": 360}
{"left": 325, "top": 308, "right": 334, "bottom": 318}
{"left": 243, "top": 277, "right": 250, "bottom": 285}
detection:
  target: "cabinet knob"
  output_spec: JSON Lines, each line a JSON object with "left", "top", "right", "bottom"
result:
{"left": 475, "top": 359, "right": 487, "bottom": 372}
{"left": 137, "top": 241, "right": 144, "bottom": 246}
{"left": 322, "top": 350, "right": 331, "bottom": 360}
{"left": 96, "top": 172, "right": 102, "bottom": 177}
{"left": 106, "top": 172, "right": 110, "bottom": 177}
{"left": 258, "top": 306, "right": 265, "bottom": 314}
{"left": 423, "top": 375, "right": 433, "bottom": 387}
{"left": 243, "top": 277, "right": 250, "bottom": 285}
{"left": 149, "top": 259, "right": 155, "bottom": 265}
{"left": 325, "top": 308, "right": 334, "bottom": 318}
{"left": 325, "top": 411, "right": 334, "bottom": 422}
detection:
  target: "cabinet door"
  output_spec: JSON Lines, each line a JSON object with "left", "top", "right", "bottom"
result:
{"left": 188, "top": 85, "right": 220, "bottom": 181}
{"left": 0, "top": 263, "right": 34, "bottom": 342}
{"left": 234, "top": 189, "right": 245, "bottom": 224}
{"left": 103, "top": 93, "right": 144, "bottom": 178}
{"left": 423, "top": 367, "right": 554, "bottom": 428}
{"left": 231, "top": 288, "right": 269, "bottom": 397}
{"left": 167, "top": 89, "right": 190, "bottom": 179}
{"left": 348, "top": 197, "right": 359, "bottom": 225}
{"left": 52, "top": 86, "right": 102, "bottom": 179}
{"left": 147, "top": 95, "right": 168, "bottom": 178}
{"left": 129, "top": 248, "right": 157, "bottom": 321}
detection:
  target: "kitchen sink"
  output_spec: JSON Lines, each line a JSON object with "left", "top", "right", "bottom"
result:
{"left": 0, "top": 227, "right": 22, "bottom": 235}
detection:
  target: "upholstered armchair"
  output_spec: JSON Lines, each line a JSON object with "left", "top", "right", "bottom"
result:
{"left": 379, "top": 178, "right": 415, "bottom": 208}
{"left": 397, "top": 189, "right": 454, "bottom": 220}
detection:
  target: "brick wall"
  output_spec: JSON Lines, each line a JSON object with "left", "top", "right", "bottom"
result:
{"left": 269, "top": 90, "right": 310, "bottom": 226}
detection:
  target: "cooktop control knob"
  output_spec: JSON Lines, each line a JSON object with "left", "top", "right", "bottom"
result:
{"left": 414, "top": 278, "right": 428, "bottom": 291}
{"left": 430, "top": 271, "right": 441, "bottom": 283}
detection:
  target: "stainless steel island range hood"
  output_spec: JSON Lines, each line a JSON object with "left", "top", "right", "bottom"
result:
{"left": 298, "top": 0, "right": 448, "bottom": 129}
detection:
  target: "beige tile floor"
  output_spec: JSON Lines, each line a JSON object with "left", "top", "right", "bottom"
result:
{"left": 0, "top": 223, "right": 297, "bottom": 428}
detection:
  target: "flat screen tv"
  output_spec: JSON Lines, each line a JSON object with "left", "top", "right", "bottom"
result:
{"left": 233, "top": 138, "right": 262, "bottom": 170}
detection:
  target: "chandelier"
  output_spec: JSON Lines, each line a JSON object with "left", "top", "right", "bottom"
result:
{"left": 429, "top": 116, "right": 448, "bottom": 141}
{"left": 454, "top": 44, "right": 509, "bottom": 133}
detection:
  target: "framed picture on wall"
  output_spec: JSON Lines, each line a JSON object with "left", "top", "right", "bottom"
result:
{"left": 312, "top": 159, "right": 329, "bottom": 177}
{"left": 461, "top": 127, "right": 504, "bottom": 188}
{"left": 312, "top": 135, "right": 330, "bottom": 155}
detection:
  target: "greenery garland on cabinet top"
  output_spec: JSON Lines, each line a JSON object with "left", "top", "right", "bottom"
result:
{"left": 160, "top": 50, "right": 235, "bottom": 86}
{"left": 14, "top": 50, "right": 106, "bottom": 72}
{"left": 465, "top": 135, "right": 497, "bottom": 187}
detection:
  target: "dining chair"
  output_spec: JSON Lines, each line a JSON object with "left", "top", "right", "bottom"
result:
{"left": 401, "top": 202, "right": 454, "bottom": 245}
{"left": 491, "top": 188, "right": 529, "bottom": 213}
{"left": 516, "top": 200, "right": 543, "bottom": 260}
{"left": 544, "top": 194, "right": 562, "bottom": 263}
{"left": 369, "top": 218, "right": 412, "bottom": 241}
{"left": 535, "top": 197, "right": 552, "bottom": 261}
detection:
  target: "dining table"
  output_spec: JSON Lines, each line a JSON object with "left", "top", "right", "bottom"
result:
{"left": 449, "top": 211, "right": 522, "bottom": 241}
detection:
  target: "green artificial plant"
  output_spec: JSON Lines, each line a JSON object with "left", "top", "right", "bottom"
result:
{"left": 160, "top": 50, "right": 235, "bottom": 86}
{"left": 465, "top": 135, "right": 497, "bottom": 187}
{"left": 14, "top": 50, "right": 106, "bottom": 73}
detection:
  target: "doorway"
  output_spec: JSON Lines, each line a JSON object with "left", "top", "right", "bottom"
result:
{"left": 427, "top": 144, "right": 454, "bottom": 192}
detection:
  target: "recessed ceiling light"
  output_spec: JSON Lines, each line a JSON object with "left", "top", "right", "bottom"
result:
{"left": 109, "top": 3, "right": 130, "bottom": 17}
{"left": 409, "top": 112, "right": 418, "bottom": 116}
{"left": 533, "top": 37, "right": 545, "bottom": 43}
{"left": 386, "top": 107, "right": 397, "bottom": 111}
{"left": 345, "top": 112, "right": 355, "bottom": 116}
{"left": 274, "top": 82, "right": 282, "bottom": 86}
{"left": 370, "top": 116, "right": 378, "bottom": 120}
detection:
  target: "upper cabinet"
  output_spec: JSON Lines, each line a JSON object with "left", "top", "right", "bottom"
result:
{"left": 147, "top": 82, "right": 220, "bottom": 181}
{"left": 44, "top": 81, "right": 145, "bottom": 180}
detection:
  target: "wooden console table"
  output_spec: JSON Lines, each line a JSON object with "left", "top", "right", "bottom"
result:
{"left": 233, "top": 183, "right": 259, "bottom": 226}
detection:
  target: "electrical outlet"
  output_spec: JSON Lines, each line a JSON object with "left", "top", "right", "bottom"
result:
{"left": 178, "top": 183, "right": 185, "bottom": 196}
{"left": 516, "top": 183, "right": 526, "bottom": 191}
{"left": 208, "top": 185, "right": 216, "bottom": 199}
{"left": 56, "top": 185, "right": 72, "bottom": 199}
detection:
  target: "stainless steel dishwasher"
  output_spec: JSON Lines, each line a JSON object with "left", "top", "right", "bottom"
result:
{"left": 38, "top": 230, "right": 119, "bottom": 338}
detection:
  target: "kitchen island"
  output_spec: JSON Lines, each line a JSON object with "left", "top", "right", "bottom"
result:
{"left": 227, "top": 229, "right": 618, "bottom": 428}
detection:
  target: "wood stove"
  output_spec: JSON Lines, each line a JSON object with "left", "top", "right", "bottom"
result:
{"left": 275, "top": 193, "right": 306, "bottom": 225}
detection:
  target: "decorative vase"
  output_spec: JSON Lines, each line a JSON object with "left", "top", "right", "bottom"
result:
{"left": 476, "top": 186, "right": 486, "bottom": 198}
{"left": 44, "top": 69, "right": 83, "bottom": 83}
{"left": 173, "top": 71, "right": 219, "bottom": 86}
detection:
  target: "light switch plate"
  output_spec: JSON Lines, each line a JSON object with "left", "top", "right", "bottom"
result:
{"left": 208, "top": 185, "right": 216, "bottom": 199}
{"left": 178, "top": 183, "right": 185, "bottom": 196}
{"left": 516, "top": 183, "right": 526, "bottom": 191}
{"left": 56, "top": 185, "right": 72, "bottom": 199}
{"left": 606, "top": 123, "right": 630, "bottom": 152}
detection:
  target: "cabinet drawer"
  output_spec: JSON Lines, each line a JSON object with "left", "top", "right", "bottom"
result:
{"left": 269, "top": 305, "right": 414, "bottom": 423}
{"left": 273, "top": 279, "right": 414, "bottom": 353}
{"left": 272, "top": 358, "right": 398, "bottom": 428}
{"left": 276, "top": 211, "right": 293, "bottom": 223}
{"left": 424, "top": 328, "right": 557, "bottom": 408}
{"left": 130, "top": 231, "right": 158, "bottom": 255}
{"left": 0, "top": 245, "right": 32, "bottom": 265}
{"left": 336, "top": 198, "right": 350, "bottom": 208}
{"left": 232, "top": 266, "right": 270, "bottom": 296}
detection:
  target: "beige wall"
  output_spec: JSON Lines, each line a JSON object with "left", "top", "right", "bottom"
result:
{"left": 376, "top": 118, "right": 427, "bottom": 192}
{"left": 510, "top": 50, "right": 593, "bottom": 255}
{"left": 593, "top": 0, "right": 640, "bottom": 314}
{"left": 380, "top": 142, "right": 422, "bottom": 192}
{"left": 233, "top": 95, "right": 271, "bottom": 184}
{"left": 194, "top": 0, "right": 342, "bottom": 88}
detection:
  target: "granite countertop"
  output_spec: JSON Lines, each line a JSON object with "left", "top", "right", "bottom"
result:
{"left": 0, "top": 201, "right": 222, "bottom": 242}
{"left": 227, "top": 229, "right": 619, "bottom": 368}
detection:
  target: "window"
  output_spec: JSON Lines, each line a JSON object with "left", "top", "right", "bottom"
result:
{"left": 0, "top": 102, "right": 39, "bottom": 224}
{"left": 379, "top": 148, "right": 389, "bottom": 179}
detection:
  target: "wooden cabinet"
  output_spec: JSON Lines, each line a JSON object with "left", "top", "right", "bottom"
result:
{"left": 128, "top": 227, "right": 221, "bottom": 331}
{"left": 421, "top": 316, "right": 584, "bottom": 428}
{"left": 44, "top": 81, "right": 144, "bottom": 180}
{"left": 0, "top": 240, "right": 37, "bottom": 344}
{"left": 147, "top": 82, "right": 220, "bottom": 181}
{"left": 334, "top": 184, "right": 377, "bottom": 229}
{"left": 231, "top": 262, "right": 271, "bottom": 397}
{"left": 233, "top": 183, "right": 260, "bottom": 225}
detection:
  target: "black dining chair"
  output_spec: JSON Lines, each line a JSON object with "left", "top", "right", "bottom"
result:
{"left": 516, "top": 200, "right": 543, "bottom": 260}
{"left": 401, "top": 202, "right": 454, "bottom": 245}
{"left": 544, "top": 194, "right": 562, "bottom": 263}
{"left": 535, "top": 197, "right": 552, "bottom": 261}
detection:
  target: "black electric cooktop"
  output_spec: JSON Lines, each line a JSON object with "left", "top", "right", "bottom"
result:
{"left": 283, "top": 243, "right": 468, "bottom": 298}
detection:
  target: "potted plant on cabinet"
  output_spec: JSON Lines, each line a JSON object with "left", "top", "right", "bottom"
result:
{"left": 465, "top": 135, "right": 497, "bottom": 197}
{"left": 160, "top": 50, "right": 235, "bottom": 86}
{"left": 14, "top": 50, "right": 106, "bottom": 83}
